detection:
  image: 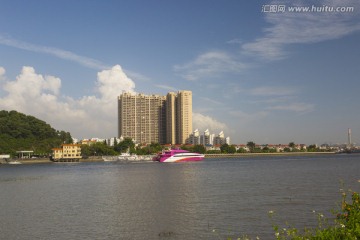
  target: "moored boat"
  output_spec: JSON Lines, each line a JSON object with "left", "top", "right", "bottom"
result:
{"left": 153, "top": 149, "right": 204, "bottom": 163}
{"left": 7, "top": 160, "right": 22, "bottom": 164}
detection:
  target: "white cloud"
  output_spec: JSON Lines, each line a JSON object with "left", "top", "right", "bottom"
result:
{"left": 242, "top": 0, "right": 360, "bottom": 60}
{"left": 97, "top": 65, "right": 135, "bottom": 102}
{"left": 0, "top": 67, "right": 5, "bottom": 84}
{"left": 227, "top": 38, "right": 243, "bottom": 44}
{"left": 0, "top": 65, "right": 136, "bottom": 139}
{"left": 0, "top": 35, "right": 109, "bottom": 70}
{"left": 267, "top": 102, "right": 315, "bottom": 113}
{"left": 193, "top": 112, "right": 228, "bottom": 133}
{"left": 246, "top": 86, "right": 314, "bottom": 113}
{"left": 198, "top": 97, "right": 223, "bottom": 105}
{"left": 250, "top": 86, "right": 297, "bottom": 96}
{"left": 0, "top": 66, "right": 5, "bottom": 78}
{"left": 229, "top": 110, "right": 269, "bottom": 124}
{"left": 155, "top": 84, "right": 178, "bottom": 91}
{"left": 174, "top": 51, "right": 246, "bottom": 80}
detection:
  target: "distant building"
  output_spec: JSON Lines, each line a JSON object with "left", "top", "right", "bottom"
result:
{"left": 80, "top": 139, "right": 97, "bottom": 145}
{"left": 197, "top": 129, "right": 230, "bottom": 146}
{"left": 188, "top": 129, "right": 201, "bottom": 145}
{"left": 107, "top": 137, "right": 124, "bottom": 146}
{"left": 51, "top": 144, "right": 81, "bottom": 161}
{"left": 118, "top": 91, "right": 192, "bottom": 145}
{"left": 214, "top": 131, "right": 230, "bottom": 145}
{"left": 200, "top": 129, "right": 214, "bottom": 145}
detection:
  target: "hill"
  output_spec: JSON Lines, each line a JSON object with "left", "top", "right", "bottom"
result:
{"left": 0, "top": 110, "right": 73, "bottom": 156}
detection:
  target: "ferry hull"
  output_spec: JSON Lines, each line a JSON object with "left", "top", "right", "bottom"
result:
{"left": 153, "top": 149, "right": 204, "bottom": 163}
{"left": 160, "top": 155, "right": 204, "bottom": 163}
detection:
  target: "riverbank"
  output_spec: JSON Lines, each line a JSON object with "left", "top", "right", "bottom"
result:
{"left": 1, "top": 156, "right": 105, "bottom": 164}
{"left": 1, "top": 152, "right": 337, "bottom": 164}
{"left": 205, "top": 152, "right": 336, "bottom": 158}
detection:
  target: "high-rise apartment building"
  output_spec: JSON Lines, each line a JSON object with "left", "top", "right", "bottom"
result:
{"left": 166, "top": 92, "right": 176, "bottom": 144}
{"left": 118, "top": 91, "right": 192, "bottom": 145}
{"left": 118, "top": 92, "right": 166, "bottom": 144}
{"left": 176, "top": 90, "right": 192, "bottom": 144}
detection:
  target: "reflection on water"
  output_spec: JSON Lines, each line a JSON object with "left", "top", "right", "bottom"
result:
{"left": 0, "top": 155, "right": 359, "bottom": 239}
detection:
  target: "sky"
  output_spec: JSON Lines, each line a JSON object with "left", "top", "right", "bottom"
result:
{"left": 0, "top": 0, "right": 360, "bottom": 145}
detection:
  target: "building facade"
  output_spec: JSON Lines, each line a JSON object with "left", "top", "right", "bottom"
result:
{"left": 118, "top": 92, "right": 166, "bottom": 144}
{"left": 200, "top": 129, "right": 214, "bottom": 145}
{"left": 188, "top": 129, "right": 231, "bottom": 146}
{"left": 175, "top": 90, "right": 192, "bottom": 144}
{"left": 118, "top": 91, "right": 192, "bottom": 145}
{"left": 166, "top": 92, "right": 177, "bottom": 144}
{"left": 51, "top": 144, "right": 82, "bottom": 160}
{"left": 188, "top": 129, "right": 200, "bottom": 145}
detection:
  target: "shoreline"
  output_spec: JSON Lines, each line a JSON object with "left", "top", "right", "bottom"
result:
{"left": 1, "top": 152, "right": 338, "bottom": 164}
{"left": 2, "top": 156, "right": 105, "bottom": 165}
{"left": 204, "top": 152, "right": 336, "bottom": 158}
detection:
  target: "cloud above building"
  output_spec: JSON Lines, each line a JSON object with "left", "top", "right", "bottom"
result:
{"left": 193, "top": 112, "right": 228, "bottom": 134}
{"left": 0, "top": 65, "right": 227, "bottom": 140}
{"left": 0, "top": 65, "right": 135, "bottom": 139}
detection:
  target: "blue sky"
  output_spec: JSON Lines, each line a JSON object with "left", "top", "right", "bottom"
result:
{"left": 1, "top": 0, "right": 360, "bottom": 145}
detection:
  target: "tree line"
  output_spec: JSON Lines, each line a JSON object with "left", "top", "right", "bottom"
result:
{"left": 81, "top": 139, "right": 329, "bottom": 157}
{"left": 0, "top": 110, "right": 73, "bottom": 156}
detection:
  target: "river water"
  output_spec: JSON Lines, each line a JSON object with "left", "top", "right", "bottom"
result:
{"left": 0, "top": 154, "right": 359, "bottom": 239}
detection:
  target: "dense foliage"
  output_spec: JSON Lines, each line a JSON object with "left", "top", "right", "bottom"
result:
{"left": 0, "top": 110, "right": 72, "bottom": 156}
{"left": 81, "top": 139, "right": 163, "bottom": 157}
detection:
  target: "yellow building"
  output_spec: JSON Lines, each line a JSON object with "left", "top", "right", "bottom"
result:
{"left": 51, "top": 144, "right": 82, "bottom": 161}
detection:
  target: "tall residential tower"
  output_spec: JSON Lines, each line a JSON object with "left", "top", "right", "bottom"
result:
{"left": 175, "top": 90, "right": 192, "bottom": 144}
{"left": 118, "top": 91, "right": 192, "bottom": 145}
{"left": 118, "top": 92, "right": 166, "bottom": 144}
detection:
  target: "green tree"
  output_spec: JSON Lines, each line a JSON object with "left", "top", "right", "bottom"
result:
{"left": 180, "top": 144, "right": 193, "bottom": 152}
{"left": 149, "top": 142, "right": 162, "bottom": 153}
{"left": 134, "top": 142, "right": 162, "bottom": 155}
{"left": 237, "top": 147, "right": 247, "bottom": 153}
{"left": 283, "top": 147, "right": 291, "bottom": 152}
{"left": 193, "top": 144, "right": 206, "bottom": 154}
{"left": 228, "top": 145, "right": 236, "bottom": 154}
{"left": 0, "top": 110, "right": 73, "bottom": 156}
{"left": 247, "top": 141, "right": 256, "bottom": 153}
{"left": 262, "top": 146, "right": 270, "bottom": 153}
{"left": 220, "top": 143, "right": 229, "bottom": 153}
{"left": 114, "top": 137, "right": 135, "bottom": 153}
{"left": 308, "top": 144, "right": 318, "bottom": 152}
{"left": 57, "top": 130, "right": 73, "bottom": 144}
{"left": 220, "top": 144, "right": 236, "bottom": 153}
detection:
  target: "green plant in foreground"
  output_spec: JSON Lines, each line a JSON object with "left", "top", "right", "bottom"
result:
{"left": 270, "top": 190, "right": 360, "bottom": 240}
{"left": 227, "top": 185, "right": 360, "bottom": 240}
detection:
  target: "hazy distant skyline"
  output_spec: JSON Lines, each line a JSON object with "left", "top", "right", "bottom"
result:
{"left": 1, "top": 0, "right": 360, "bottom": 145}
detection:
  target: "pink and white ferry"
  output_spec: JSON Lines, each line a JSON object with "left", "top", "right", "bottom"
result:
{"left": 153, "top": 149, "right": 204, "bottom": 163}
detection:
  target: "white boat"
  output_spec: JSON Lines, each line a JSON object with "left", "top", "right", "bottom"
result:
{"left": 102, "top": 156, "right": 118, "bottom": 162}
{"left": 153, "top": 149, "right": 204, "bottom": 163}
{"left": 8, "top": 160, "right": 22, "bottom": 164}
{"left": 118, "top": 153, "right": 131, "bottom": 160}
